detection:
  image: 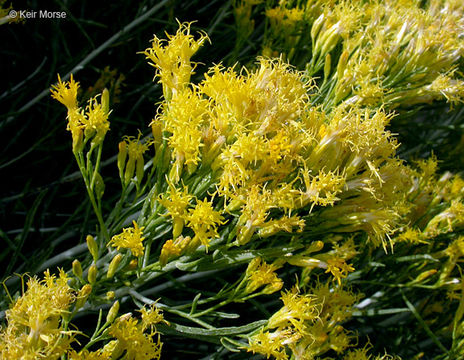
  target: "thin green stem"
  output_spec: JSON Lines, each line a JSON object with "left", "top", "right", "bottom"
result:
{"left": 90, "top": 143, "right": 103, "bottom": 191}
{"left": 74, "top": 149, "right": 109, "bottom": 242}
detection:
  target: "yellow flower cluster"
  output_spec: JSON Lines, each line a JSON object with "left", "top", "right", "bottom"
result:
{"left": 0, "top": 270, "right": 75, "bottom": 359}
{"left": 158, "top": 182, "right": 224, "bottom": 251}
{"left": 143, "top": 21, "right": 209, "bottom": 99}
{"left": 141, "top": 22, "right": 420, "bottom": 258}
{"left": 402, "top": 158, "right": 464, "bottom": 240}
{"left": 110, "top": 220, "right": 145, "bottom": 257}
{"left": 325, "top": 258, "right": 355, "bottom": 285}
{"left": 51, "top": 75, "right": 110, "bottom": 152}
{"left": 186, "top": 199, "right": 225, "bottom": 250}
{"left": 248, "top": 284, "right": 359, "bottom": 359}
{"left": 262, "top": 0, "right": 464, "bottom": 109}
{"left": 158, "top": 180, "right": 193, "bottom": 238}
{"left": 68, "top": 349, "right": 111, "bottom": 360}
{"left": 107, "top": 311, "right": 162, "bottom": 360}
{"left": 31, "top": 17, "right": 464, "bottom": 359}
{"left": 244, "top": 257, "right": 283, "bottom": 295}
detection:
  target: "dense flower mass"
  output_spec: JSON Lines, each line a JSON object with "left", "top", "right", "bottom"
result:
{"left": 0, "top": 270, "right": 76, "bottom": 359}
{"left": 148, "top": 55, "right": 409, "bottom": 252}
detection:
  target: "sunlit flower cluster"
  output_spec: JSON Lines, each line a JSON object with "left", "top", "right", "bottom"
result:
{"left": 0, "top": 270, "right": 75, "bottom": 359}
{"left": 51, "top": 75, "right": 110, "bottom": 151}
{"left": 4, "top": 4, "right": 464, "bottom": 357}
{"left": 110, "top": 220, "right": 145, "bottom": 257}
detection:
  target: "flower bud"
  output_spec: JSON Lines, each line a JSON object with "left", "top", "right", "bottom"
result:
{"left": 106, "top": 291, "right": 115, "bottom": 301}
{"left": 88, "top": 264, "right": 98, "bottom": 284}
{"left": 127, "top": 259, "right": 138, "bottom": 270}
{"left": 337, "top": 50, "right": 349, "bottom": 80}
{"left": 186, "top": 162, "right": 198, "bottom": 176}
{"left": 324, "top": 53, "right": 331, "bottom": 81}
{"left": 106, "top": 300, "right": 120, "bottom": 324}
{"left": 203, "top": 135, "right": 226, "bottom": 166}
{"left": 151, "top": 119, "right": 163, "bottom": 152}
{"left": 262, "top": 279, "right": 283, "bottom": 295}
{"left": 72, "top": 259, "right": 83, "bottom": 279}
{"left": 245, "top": 257, "right": 261, "bottom": 277}
{"left": 160, "top": 239, "right": 181, "bottom": 267}
{"left": 124, "top": 157, "right": 136, "bottom": 186}
{"left": 103, "top": 340, "right": 120, "bottom": 358}
{"left": 307, "top": 241, "right": 324, "bottom": 253}
{"left": 287, "top": 256, "right": 323, "bottom": 269}
{"left": 237, "top": 222, "right": 255, "bottom": 245}
{"left": 107, "top": 254, "right": 123, "bottom": 279}
{"left": 169, "top": 155, "right": 184, "bottom": 184}
{"left": 118, "top": 141, "right": 128, "bottom": 183}
{"left": 75, "top": 284, "right": 92, "bottom": 310}
{"left": 226, "top": 198, "right": 243, "bottom": 212}
{"left": 94, "top": 172, "right": 105, "bottom": 199}
{"left": 311, "top": 13, "right": 325, "bottom": 44}
{"left": 319, "top": 22, "right": 341, "bottom": 56}
{"left": 71, "top": 128, "right": 84, "bottom": 154}
{"left": 172, "top": 217, "right": 184, "bottom": 239}
{"left": 101, "top": 88, "right": 110, "bottom": 114}
{"left": 413, "top": 269, "right": 438, "bottom": 283}
{"left": 86, "top": 235, "right": 99, "bottom": 262}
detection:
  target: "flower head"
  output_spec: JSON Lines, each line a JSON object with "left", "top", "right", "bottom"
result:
{"left": 245, "top": 257, "right": 283, "bottom": 294}
{"left": 138, "top": 303, "right": 166, "bottom": 331}
{"left": 110, "top": 221, "right": 145, "bottom": 257}
{"left": 51, "top": 75, "right": 111, "bottom": 151}
{"left": 325, "top": 258, "right": 355, "bottom": 285}
{"left": 0, "top": 269, "right": 76, "bottom": 359}
{"left": 108, "top": 314, "right": 162, "bottom": 360}
{"left": 143, "top": 21, "right": 209, "bottom": 97}
{"left": 186, "top": 199, "right": 225, "bottom": 249}
{"left": 50, "top": 74, "right": 79, "bottom": 111}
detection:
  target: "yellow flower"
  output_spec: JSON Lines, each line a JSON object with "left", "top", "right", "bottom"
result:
{"left": 143, "top": 21, "right": 209, "bottom": 98}
{"left": 245, "top": 257, "right": 283, "bottom": 294}
{"left": 110, "top": 221, "right": 145, "bottom": 257}
{"left": 51, "top": 75, "right": 85, "bottom": 152}
{"left": 51, "top": 75, "right": 111, "bottom": 151}
{"left": 268, "top": 287, "right": 319, "bottom": 332}
{"left": 0, "top": 269, "right": 76, "bottom": 359}
{"left": 325, "top": 258, "right": 355, "bottom": 285}
{"left": 186, "top": 199, "right": 225, "bottom": 249}
{"left": 159, "top": 239, "right": 181, "bottom": 267}
{"left": 50, "top": 74, "right": 79, "bottom": 111}
{"left": 258, "top": 215, "right": 305, "bottom": 238}
{"left": 159, "top": 235, "right": 191, "bottom": 266}
{"left": 68, "top": 349, "right": 111, "bottom": 360}
{"left": 108, "top": 314, "right": 162, "bottom": 360}
{"left": 424, "top": 199, "right": 464, "bottom": 237}
{"left": 160, "top": 87, "right": 209, "bottom": 179}
{"left": 343, "top": 346, "right": 371, "bottom": 360}
{"left": 247, "top": 329, "right": 289, "bottom": 360}
{"left": 138, "top": 303, "right": 166, "bottom": 331}
{"left": 66, "top": 108, "right": 86, "bottom": 153}
{"left": 83, "top": 95, "right": 110, "bottom": 146}
{"left": 159, "top": 180, "right": 193, "bottom": 238}
{"left": 395, "top": 227, "right": 428, "bottom": 245}
{"left": 300, "top": 168, "right": 345, "bottom": 209}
